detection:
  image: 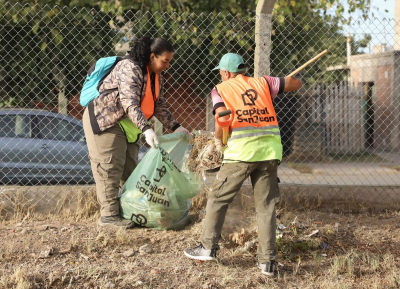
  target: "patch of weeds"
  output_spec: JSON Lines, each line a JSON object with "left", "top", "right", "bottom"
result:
{"left": 96, "top": 231, "right": 109, "bottom": 247}
{"left": 116, "top": 228, "right": 129, "bottom": 245}
{"left": 217, "top": 262, "right": 239, "bottom": 285}
{"left": 85, "top": 265, "right": 102, "bottom": 281}
{"left": 293, "top": 258, "right": 301, "bottom": 276}
{"left": 0, "top": 201, "right": 5, "bottom": 220}
{"left": 389, "top": 269, "right": 400, "bottom": 287}
{"left": 331, "top": 253, "right": 355, "bottom": 277}
{"left": 331, "top": 255, "right": 346, "bottom": 276}
{"left": 312, "top": 251, "right": 323, "bottom": 266}
{"left": 61, "top": 273, "right": 69, "bottom": 285}
{"left": 40, "top": 232, "right": 46, "bottom": 243}
{"left": 75, "top": 189, "right": 99, "bottom": 221}
{"left": 47, "top": 272, "right": 57, "bottom": 288}
{"left": 382, "top": 252, "right": 396, "bottom": 270}
{"left": 2, "top": 190, "right": 35, "bottom": 222}
{"left": 293, "top": 241, "right": 310, "bottom": 252}
{"left": 5, "top": 242, "right": 14, "bottom": 260}
{"left": 369, "top": 256, "right": 380, "bottom": 272}
{"left": 70, "top": 232, "right": 78, "bottom": 249}
{"left": 0, "top": 267, "right": 31, "bottom": 289}
{"left": 119, "top": 272, "right": 140, "bottom": 288}
{"left": 276, "top": 238, "right": 294, "bottom": 260}
{"left": 308, "top": 238, "right": 323, "bottom": 250}
{"left": 86, "top": 234, "right": 95, "bottom": 254}
{"left": 276, "top": 238, "right": 310, "bottom": 261}
{"left": 362, "top": 252, "right": 380, "bottom": 272}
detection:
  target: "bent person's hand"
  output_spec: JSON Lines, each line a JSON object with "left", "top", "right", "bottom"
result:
{"left": 143, "top": 129, "right": 159, "bottom": 149}
{"left": 214, "top": 138, "right": 227, "bottom": 153}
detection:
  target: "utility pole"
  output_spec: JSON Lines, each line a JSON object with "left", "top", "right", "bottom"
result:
{"left": 254, "top": 0, "right": 276, "bottom": 77}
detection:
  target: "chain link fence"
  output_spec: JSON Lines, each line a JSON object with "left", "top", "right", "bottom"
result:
{"left": 1, "top": 4, "right": 400, "bottom": 215}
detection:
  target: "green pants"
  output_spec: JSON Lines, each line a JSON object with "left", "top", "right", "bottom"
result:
{"left": 200, "top": 160, "right": 280, "bottom": 263}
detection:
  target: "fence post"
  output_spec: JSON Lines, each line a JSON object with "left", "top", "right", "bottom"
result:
{"left": 321, "top": 84, "right": 327, "bottom": 156}
{"left": 206, "top": 96, "right": 215, "bottom": 132}
{"left": 390, "top": 51, "right": 400, "bottom": 149}
{"left": 254, "top": 0, "right": 276, "bottom": 77}
{"left": 53, "top": 63, "right": 68, "bottom": 115}
{"left": 58, "top": 87, "right": 68, "bottom": 115}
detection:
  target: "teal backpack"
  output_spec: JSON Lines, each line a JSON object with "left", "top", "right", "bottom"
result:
{"left": 80, "top": 55, "right": 132, "bottom": 107}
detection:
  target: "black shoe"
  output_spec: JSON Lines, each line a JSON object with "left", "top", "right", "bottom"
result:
{"left": 257, "top": 260, "right": 277, "bottom": 276}
{"left": 184, "top": 244, "right": 217, "bottom": 261}
{"left": 98, "top": 215, "right": 135, "bottom": 229}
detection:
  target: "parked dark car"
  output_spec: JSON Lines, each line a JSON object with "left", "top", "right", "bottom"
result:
{"left": 0, "top": 109, "right": 94, "bottom": 185}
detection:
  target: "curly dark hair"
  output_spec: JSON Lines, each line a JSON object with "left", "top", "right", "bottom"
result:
{"left": 128, "top": 36, "right": 174, "bottom": 70}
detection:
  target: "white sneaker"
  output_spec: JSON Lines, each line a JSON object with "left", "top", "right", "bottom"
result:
{"left": 257, "top": 260, "right": 277, "bottom": 276}
{"left": 184, "top": 244, "right": 217, "bottom": 261}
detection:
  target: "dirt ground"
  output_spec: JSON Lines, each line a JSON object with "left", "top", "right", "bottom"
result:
{"left": 1, "top": 191, "right": 400, "bottom": 289}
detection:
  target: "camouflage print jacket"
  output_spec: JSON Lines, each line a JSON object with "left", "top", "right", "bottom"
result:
{"left": 90, "top": 58, "right": 180, "bottom": 133}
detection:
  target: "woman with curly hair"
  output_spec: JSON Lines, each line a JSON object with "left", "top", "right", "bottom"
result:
{"left": 82, "top": 36, "right": 189, "bottom": 228}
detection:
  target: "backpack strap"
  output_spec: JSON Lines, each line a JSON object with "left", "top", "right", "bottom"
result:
{"left": 98, "top": 55, "right": 145, "bottom": 96}
{"left": 97, "top": 56, "right": 123, "bottom": 92}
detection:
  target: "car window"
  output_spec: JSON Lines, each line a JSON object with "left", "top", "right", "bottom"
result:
{"left": 0, "top": 114, "right": 31, "bottom": 138}
{"left": 57, "top": 119, "right": 84, "bottom": 142}
{"left": 38, "top": 116, "right": 58, "bottom": 140}
{"left": 38, "top": 116, "right": 84, "bottom": 142}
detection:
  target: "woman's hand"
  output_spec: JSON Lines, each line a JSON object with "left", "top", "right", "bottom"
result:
{"left": 143, "top": 129, "right": 159, "bottom": 149}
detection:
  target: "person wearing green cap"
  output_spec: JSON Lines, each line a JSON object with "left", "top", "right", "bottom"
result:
{"left": 184, "top": 53, "right": 302, "bottom": 276}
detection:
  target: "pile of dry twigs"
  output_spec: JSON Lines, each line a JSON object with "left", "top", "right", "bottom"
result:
{"left": 188, "top": 130, "right": 222, "bottom": 174}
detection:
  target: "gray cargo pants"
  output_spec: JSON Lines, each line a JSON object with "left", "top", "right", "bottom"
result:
{"left": 200, "top": 160, "right": 280, "bottom": 263}
{"left": 83, "top": 109, "right": 139, "bottom": 217}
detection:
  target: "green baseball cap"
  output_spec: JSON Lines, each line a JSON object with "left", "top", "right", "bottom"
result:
{"left": 213, "top": 53, "right": 246, "bottom": 72}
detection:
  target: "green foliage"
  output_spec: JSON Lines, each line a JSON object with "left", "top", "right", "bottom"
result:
{"left": 105, "top": 0, "right": 379, "bottom": 21}
{"left": 270, "top": 14, "right": 371, "bottom": 84}
{"left": 0, "top": 0, "right": 380, "bottom": 107}
{"left": 100, "top": 0, "right": 377, "bottom": 86}
{"left": 116, "top": 11, "right": 255, "bottom": 94}
{"left": 0, "top": 1, "right": 114, "bottom": 107}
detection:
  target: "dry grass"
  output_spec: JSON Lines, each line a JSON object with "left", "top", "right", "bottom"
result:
{"left": 0, "top": 268, "right": 31, "bottom": 289}
{"left": 0, "top": 187, "right": 99, "bottom": 224}
{"left": 190, "top": 188, "right": 208, "bottom": 214}
{"left": 73, "top": 189, "right": 99, "bottom": 221}
{"left": 1, "top": 185, "right": 400, "bottom": 288}
{"left": 0, "top": 209, "right": 399, "bottom": 288}
{"left": 1, "top": 189, "right": 35, "bottom": 221}
{"left": 115, "top": 227, "right": 130, "bottom": 245}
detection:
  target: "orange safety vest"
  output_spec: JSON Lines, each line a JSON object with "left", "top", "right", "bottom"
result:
{"left": 216, "top": 75, "right": 279, "bottom": 134}
{"left": 118, "top": 68, "right": 160, "bottom": 144}
{"left": 215, "top": 75, "right": 282, "bottom": 162}
{"left": 141, "top": 67, "right": 159, "bottom": 120}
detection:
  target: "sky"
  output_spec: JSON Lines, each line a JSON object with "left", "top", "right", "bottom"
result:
{"left": 341, "top": 0, "right": 396, "bottom": 52}
{"left": 370, "top": 0, "right": 395, "bottom": 19}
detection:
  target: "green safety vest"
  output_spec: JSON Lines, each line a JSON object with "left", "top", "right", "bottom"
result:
{"left": 223, "top": 127, "right": 282, "bottom": 163}
{"left": 118, "top": 118, "right": 143, "bottom": 143}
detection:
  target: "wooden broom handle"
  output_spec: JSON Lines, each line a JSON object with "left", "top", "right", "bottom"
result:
{"left": 287, "top": 49, "right": 328, "bottom": 77}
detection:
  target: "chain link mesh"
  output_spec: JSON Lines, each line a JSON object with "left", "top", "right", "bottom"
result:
{"left": 1, "top": 4, "right": 400, "bottom": 214}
